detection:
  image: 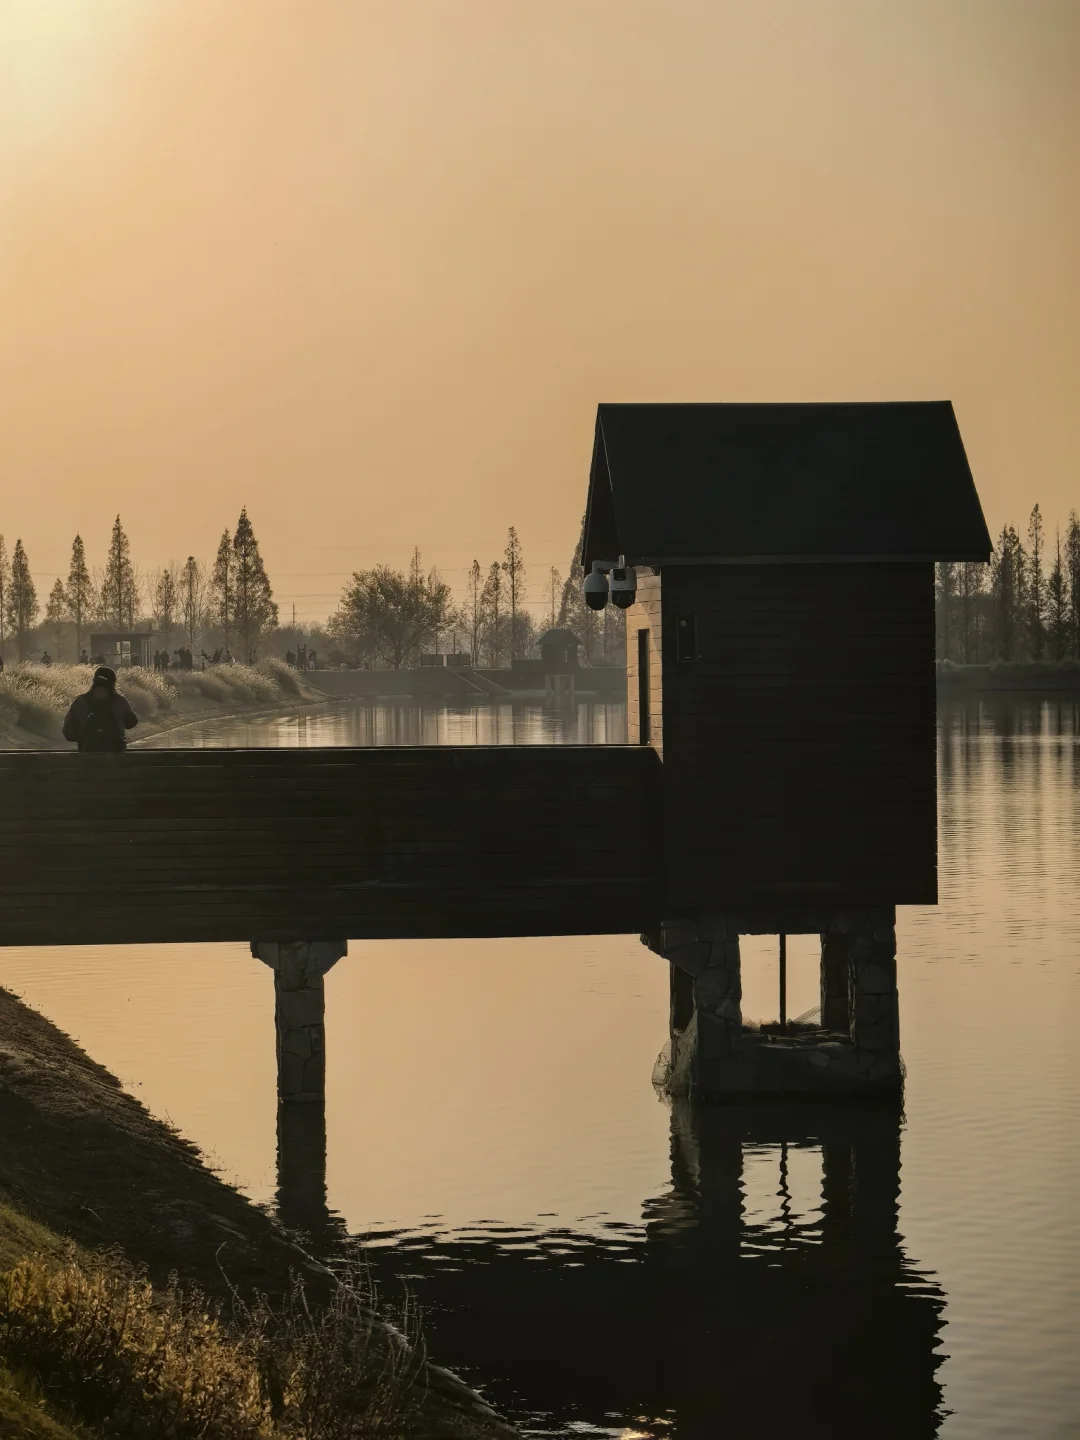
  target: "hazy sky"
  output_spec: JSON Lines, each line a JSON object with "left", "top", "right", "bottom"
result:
{"left": 2, "top": 0, "right": 1077, "bottom": 622}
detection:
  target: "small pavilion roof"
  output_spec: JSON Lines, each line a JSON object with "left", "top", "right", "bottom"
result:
{"left": 582, "top": 402, "right": 992, "bottom": 569}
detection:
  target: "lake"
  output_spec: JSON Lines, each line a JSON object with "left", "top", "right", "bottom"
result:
{"left": 2, "top": 695, "right": 1078, "bottom": 1437}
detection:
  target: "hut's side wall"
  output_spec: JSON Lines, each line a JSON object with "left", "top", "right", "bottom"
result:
{"left": 625, "top": 572, "right": 663, "bottom": 755}
{"left": 659, "top": 562, "right": 937, "bottom": 908}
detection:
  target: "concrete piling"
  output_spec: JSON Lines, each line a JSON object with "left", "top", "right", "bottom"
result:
{"left": 646, "top": 908, "right": 901, "bottom": 1098}
{"left": 251, "top": 939, "right": 347, "bottom": 1103}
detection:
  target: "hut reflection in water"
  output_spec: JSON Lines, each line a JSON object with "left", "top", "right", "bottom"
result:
{"left": 283, "top": 1100, "right": 946, "bottom": 1438}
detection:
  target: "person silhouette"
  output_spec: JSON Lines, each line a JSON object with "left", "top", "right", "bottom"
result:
{"left": 62, "top": 666, "right": 138, "bottom": 752}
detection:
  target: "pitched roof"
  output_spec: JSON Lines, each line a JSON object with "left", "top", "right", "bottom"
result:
{"left": 583, "top": 402, "right": 992, "bottom": 568}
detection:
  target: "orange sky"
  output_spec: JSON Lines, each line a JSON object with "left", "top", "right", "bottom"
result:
{"left": 1, "top": 0, "right": 1077, "bottom": 623}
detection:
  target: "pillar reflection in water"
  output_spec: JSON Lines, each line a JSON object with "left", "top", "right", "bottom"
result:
{"left": 644, "top": 1101, "right": 945, "bottom": 1437}
{"left": 361, "top": 1101, "right": 946, "bottom": 1439}
{"left": 252, "top": 939, "right": 349, "bottom": 1247}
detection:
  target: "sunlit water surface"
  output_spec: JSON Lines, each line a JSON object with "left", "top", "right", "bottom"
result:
{"left": 3, "top": 696, "right": 1079, "bottom": 1438}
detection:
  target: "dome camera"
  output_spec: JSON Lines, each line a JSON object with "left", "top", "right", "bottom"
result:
{"left": 609, "top": 558, "right": 636, "bottom": 609}
{"left": 584, "top": 564, "right": 610, "bottom": 611}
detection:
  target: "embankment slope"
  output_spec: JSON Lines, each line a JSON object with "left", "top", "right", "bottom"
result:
{"left": 0, "top": 986, "right": 516, "bottom": 1438}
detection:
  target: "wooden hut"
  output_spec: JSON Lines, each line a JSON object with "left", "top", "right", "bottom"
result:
{"left": 582, "top": 401, "right": 991, "bottom": 1096}
{"left": 88, "top": 631, "right": 155, "bottom": 670}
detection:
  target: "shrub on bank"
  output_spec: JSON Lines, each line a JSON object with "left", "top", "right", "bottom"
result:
{"left": 0, "top": 661, "right": 316, "bottom": 740}
{"left": 0, "top": 1249, "right": 421, "bottom": 1439}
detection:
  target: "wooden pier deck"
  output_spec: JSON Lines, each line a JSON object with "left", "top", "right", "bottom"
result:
{"left": 0, "top": 747, "right": 661, "bottom": 946}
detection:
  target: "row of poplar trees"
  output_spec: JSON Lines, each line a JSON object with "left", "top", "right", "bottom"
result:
{"left": 0, "top": 510, "right": 276, "bottom": 663}
{"left": 937, "top": 507, "right": 1080, "bottom": 663}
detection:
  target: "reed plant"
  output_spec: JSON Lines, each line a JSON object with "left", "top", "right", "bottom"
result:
{"left": 0, "top": 660, "right": 314, "bottom": 740}
{"left": 0, "top": 1248, "right": 422, "bottom": 1440}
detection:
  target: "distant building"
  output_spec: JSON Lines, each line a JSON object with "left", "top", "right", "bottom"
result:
{"left": 88, "top": 632, "right": 154, "bottom": 670}
{"left": 536, "top": 628, "right": 581, "bottom": 672}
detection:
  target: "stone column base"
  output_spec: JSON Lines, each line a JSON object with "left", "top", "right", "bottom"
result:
{"left": 646, "top": 909, "right": 901, "bottom": 1100}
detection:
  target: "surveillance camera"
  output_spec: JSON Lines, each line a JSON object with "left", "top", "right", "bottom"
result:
{"left": 583, "top": 566, "right": 609, "bottom": 611}
{"left": 609, "top": 561, "right": 636, "bottom": 609}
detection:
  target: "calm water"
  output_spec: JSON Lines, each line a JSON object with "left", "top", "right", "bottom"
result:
{"left": 140, "top": 696, "right": 628, "bottom": 748}
{"left": 3, "top": 696, "right": 1079, "bottom": 1437}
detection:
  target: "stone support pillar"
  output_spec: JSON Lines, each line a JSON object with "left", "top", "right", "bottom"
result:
{"left": 251, "top": 940, "right": 348, "bottom": 1103}
{"left": 819, "top": 932, "right": 852, "bottom": 1033}
{"left": 648, "top": 907, "right": 901, "bottom": 1097}
{"left": 829, "top": 907, "right": 900, "bottom": 1083}
{"left": 645, "top": 914, "right": 742, "bottom": 1093}
{"left": 252, "top": 940, "right": 347, "bottom": 1242}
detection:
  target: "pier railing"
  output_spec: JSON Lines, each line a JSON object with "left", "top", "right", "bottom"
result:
{"left": 0, "top": 746, "right": 661, "bottom": 946}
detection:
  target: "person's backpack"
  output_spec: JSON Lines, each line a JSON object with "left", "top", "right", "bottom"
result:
{"left": 80, "top": 698, "right": 122, "bottom": 752}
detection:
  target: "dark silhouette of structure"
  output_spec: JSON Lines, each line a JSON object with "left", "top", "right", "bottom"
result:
{"left": 1, "top": 400, "right": 990, "bottom": 1103}
{"left": 353, "top": 1100, "right": 946, "bottom": 1439}
{"left": 583, "top": 401, "right": 991, "bottom": 1096}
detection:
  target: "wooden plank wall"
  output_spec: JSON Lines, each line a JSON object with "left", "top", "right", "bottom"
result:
{"left": 0, "top": 747, "right": 662, "bottom": 946}
{"left": 624, "top": 573, "right": 664, "bottom": 754}
{"left": 659, "top": 563, "right": 938, "bottom": 907}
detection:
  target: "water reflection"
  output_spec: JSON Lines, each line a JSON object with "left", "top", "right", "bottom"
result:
{"left": 344, "top": 1101, "right": 944, "bottom": 1439}
{"left": 141, "top": 698, "right": 627, "bottom": 748}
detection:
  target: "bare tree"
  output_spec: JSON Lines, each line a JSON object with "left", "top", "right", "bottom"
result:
{"left": 502, "top": 526, "right": 525, "bottom": 658}
{"left": 1046, "top": 529, "right": 1068, "bottom": 661}
{"left": 232, "top": 507, "right": 278, "bottom": 661}
{"left": 6, "top": 539, "right": 38, "bottom": 660}
{"left": 1027, "top": 503, "right": 1045, "bottom": 660}
{"left": 481, "top": 561, "right": 505, "bottom": 666}
{"left": 0, "top": 534, "right": 8, "bottom": 656}
{"left": 1066, "top": 510, "right": 1080, "bottom": 660}
{"left": 178, "top": 556, "right": 206, "bottom": 654}
{"left": 100, "top": 516, "right": 137, "bottom": 630}
{"left": 557, "top": 516, "right": 600, "bottom": 664}
{"left": 990, "top": 525, "right": 1026, "bottom": 660}
{"left": 210, "top": 530, "right": 234, "bottom": 653}
{"left": 935, "top": 562, "right": 957, "bottom": 660}
{"left": 45, "top": 579, "right": 67, "bottom": 660}
{"left": 958, "top": 561, "right": 987, "bottom": 663}
{"left": 466, "top": 559, "right": 484, "bottom": 663}
{"left": 65, "top": 535, "right": 95, "bottom": 660}
{"left": 152, "top": 566, "right": 179, "bottom": 654}
{"left": 547, "top": 566, "right": 562, "bottom": 630}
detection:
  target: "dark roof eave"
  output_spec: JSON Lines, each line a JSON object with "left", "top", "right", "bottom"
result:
{"left": 630, "top": 552, "right": 992, "bottom": 567}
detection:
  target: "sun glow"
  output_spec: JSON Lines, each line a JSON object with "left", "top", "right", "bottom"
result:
{"left": 0, "top": 0, "right": 146, "bottom": 176}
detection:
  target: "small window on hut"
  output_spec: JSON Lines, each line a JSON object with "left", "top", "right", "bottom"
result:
{"left": 676, "top": 614, "right": 697, "bottom": 663}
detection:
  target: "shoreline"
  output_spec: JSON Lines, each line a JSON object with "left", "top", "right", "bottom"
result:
{"left": 0, "top": 660, "right": 329, "bottom": 752}
{"left": 0, "top": 984, "right": 517, "bottom": 1438}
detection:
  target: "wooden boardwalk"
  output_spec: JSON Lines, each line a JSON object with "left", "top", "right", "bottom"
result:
{"left": 0, "top": 747, "right": 661, "bottom": 946}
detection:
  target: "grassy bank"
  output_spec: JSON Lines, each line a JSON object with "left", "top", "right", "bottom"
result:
{"left": 0, "top": 988, "right": 516, "bottom": 1440}
{"left": 0, "top": 660, "right": 321, "bottom": 749}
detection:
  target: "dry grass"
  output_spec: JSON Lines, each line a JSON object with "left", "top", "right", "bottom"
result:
{"left": 0, "top": 1248, "right": 423, "bottom": 1440}
{"left": 0, "top": 660, "right": 315, "bottom": 742}
{"left": 0, "top": 1364, "right": 83, "bottom": 1439}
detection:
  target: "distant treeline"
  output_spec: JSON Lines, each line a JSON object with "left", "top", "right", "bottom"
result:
{"left": 0, "top": 511, "right": 276, "bottom": 665}
{"left": 937, "top": 507, "right": 1080, "bottom": 663}
{"left": 326, "top": 522, "right": 624, "bottom": 669}
{"left": 0, "top": 513, "right": 621, "bottom": 672}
